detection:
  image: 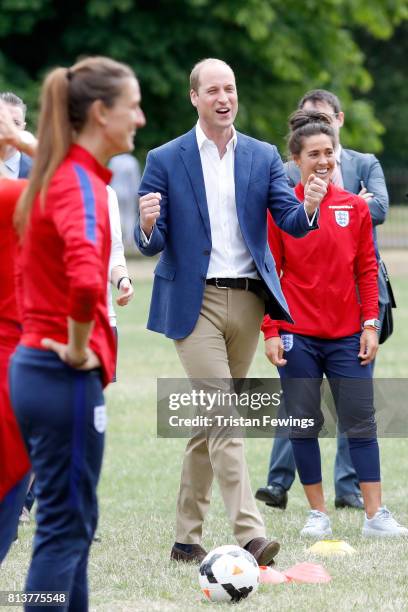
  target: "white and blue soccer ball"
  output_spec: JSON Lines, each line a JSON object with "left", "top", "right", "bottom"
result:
{"left": 199, "top": 545, "right": 260, "bottom": 603}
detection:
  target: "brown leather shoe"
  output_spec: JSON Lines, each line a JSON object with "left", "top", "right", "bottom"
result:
{"left": 170, "top": 543, "right": 207, "bottom": 564}
{"left": 244, "top": 537, "right": 280, "bottom": 566}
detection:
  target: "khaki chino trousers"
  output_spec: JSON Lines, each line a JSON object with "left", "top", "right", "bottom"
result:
{"left": 174, "top": 285, "right": 266, "bottom": 547}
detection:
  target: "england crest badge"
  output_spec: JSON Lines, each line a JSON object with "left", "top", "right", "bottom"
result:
{"left": 281, "top": 334, "right": 294, "bottom": 352}
{"left": 335, "top": 210, "right": 349, "bottom": 227}
{"left": 94, "top": 404, "right": 107, "bottom": 433}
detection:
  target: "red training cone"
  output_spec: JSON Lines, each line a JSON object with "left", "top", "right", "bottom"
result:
{"left": 259, "top": 566, "right": 289, "bottom": 584}
{"left": 283, "top": 562, "right": 331, "bottom": 584}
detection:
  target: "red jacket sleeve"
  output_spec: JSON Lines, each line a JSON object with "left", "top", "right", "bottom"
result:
{"left": 261, "top": 211, "right": 285, "bottom": 340}
{"left": 1, "top": 180, "right": 28, "bottom": 323}
{"left": 51, "top": 174, "right": 108, "bottom": 322}
{"left": 0, "top": 178, "right": 27, "bottom": 223}
{"left": 354, "top": 196, "right": 379, "bottom": 321}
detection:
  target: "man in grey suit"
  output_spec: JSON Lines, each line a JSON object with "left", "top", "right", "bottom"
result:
{"left": 256, "top": 89, "right": 389, "bottom": 511}
{"left": 0, "top": 92, "right": 32, "bottom": 178}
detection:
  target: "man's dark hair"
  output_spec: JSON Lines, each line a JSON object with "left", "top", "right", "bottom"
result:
{"left": 0, "top": 91, "right": 27, "bottom": 117}
{"left": 298, "top": 89, "right": 341, "bottom": 115}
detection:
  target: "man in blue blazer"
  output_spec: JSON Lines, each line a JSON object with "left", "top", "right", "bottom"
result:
{"left": 135, "top": 59, "right": 327, "bottom": 565}
{"left": 256, "top": 89, "right": 389, "bottom": 513}
{"left": 0, "top": 92, "right": 32, "bottom": 178}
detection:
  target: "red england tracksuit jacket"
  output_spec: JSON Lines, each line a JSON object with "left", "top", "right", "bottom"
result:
{"left": 261, "top": 182, "right": 379, "bottom": 340}
{"left": 20, "top": 144, "right": 115, "bottom": 387}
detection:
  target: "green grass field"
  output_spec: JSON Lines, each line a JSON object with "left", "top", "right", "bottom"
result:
{"left": 1, "top": 257, "right": 408, "bottom": 611}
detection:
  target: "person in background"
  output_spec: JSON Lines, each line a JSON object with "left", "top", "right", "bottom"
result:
{"left": 109, "top": 153, "right": 141, "bottom": 252}
{"left": 0, "top": 92, "right": 36, "bottom": 527}
{"left": 106, "top": 183, "right": 134, "bottom": 380}
{"left": 0, "top": 92, "right": 32, "bottom": 178}
{"left": 0, "top": 100, "right": 34, "bottom": 563}
{"left": 256, "top": 89, "right": 390, "bottom": 512}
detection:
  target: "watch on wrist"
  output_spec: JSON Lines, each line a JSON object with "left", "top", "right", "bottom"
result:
{"left": 117, "top": 276, "right": 132, "bottom": 290}
{"left": 363, "top": 319, "right": 380, "bottom": 332}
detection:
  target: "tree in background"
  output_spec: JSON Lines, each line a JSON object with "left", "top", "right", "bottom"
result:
{"left": 0, "top": 0, "right": 407, "bottom": 164}
{"left": 357, "top": 21, "right": 408, "bottom": 170}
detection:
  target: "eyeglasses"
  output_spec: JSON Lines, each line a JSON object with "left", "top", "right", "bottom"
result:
{"left": 325, "top": 112, "right": 339, "bottom": 120}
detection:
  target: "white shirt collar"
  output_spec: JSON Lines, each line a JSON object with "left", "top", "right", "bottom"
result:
{"left": 195, "top": 121, "right": 237, "bottom": 152}
{"left": 336, "top": 144, "right": 342, "bottom": 164}
{"left": 4, "top": 150, "right": 21, "bottom": 178}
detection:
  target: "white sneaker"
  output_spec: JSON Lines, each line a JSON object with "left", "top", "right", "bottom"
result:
{"left": 300, "top": 510, "right": 333, "bottom": 538}
{"left": 362, "top": 506, "right": 408, "bottom": 538}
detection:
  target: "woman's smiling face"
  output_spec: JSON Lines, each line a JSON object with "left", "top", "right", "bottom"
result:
{"left": 294, "top": 133, "right": 336, "bottom": 185}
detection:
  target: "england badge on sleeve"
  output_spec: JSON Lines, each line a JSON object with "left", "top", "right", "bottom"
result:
{"left": 334, "top": 210, "right": 349, "bottom": 227}
{"left": 94, "top": 405, "right": 107, "bottom": 433}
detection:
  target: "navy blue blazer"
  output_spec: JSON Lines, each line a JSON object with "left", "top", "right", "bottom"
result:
{"left": 135, "top": 128, "right": 318, "bottom": 340}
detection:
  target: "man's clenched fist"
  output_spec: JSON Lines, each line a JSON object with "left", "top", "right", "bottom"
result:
{"left": 139, "top": 192, "right": 161, "bottom": 237}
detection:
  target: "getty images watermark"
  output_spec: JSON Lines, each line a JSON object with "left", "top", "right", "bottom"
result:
{"left": 166, "top": 388, "right": 314, "bottom": 430}
{"left": 157, "top": 378, "right": 408, "bottom": 438}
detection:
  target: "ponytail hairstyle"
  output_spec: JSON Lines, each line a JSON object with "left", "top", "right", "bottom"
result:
{"left": 287, "top": 109, "right": 336, "bottom": 158}
{"left": 15, "top": 56, "right": 135, "bottom": 234}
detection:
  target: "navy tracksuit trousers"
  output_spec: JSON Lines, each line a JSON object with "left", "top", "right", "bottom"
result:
{"left": 9, "top": 346, "right": 106, "bottom": 612}
{"left": 273, "top": 333, "right": 380, "bottom": 486}
{"left": 0, "top": 471, "right": 30, "bottom": 563}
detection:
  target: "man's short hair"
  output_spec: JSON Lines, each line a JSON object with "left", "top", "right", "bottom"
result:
{"left": 0, "top": 91, "right": 27, "bottom": 117}
{"left": 298, "top": 89, "right": 341, "bottom": 114}
{"left": 189, "top": 58, "right": 234, "bottom": 93}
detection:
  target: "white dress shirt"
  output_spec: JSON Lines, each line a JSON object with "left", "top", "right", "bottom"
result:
{"left": 4, "top": 151, "right": 21, "bottom": 179}
{"left": 195, "top": 122, "right": 258, "bottom": 279}
{"left": 331, "top": 145, "right": 344, "bottom": 188}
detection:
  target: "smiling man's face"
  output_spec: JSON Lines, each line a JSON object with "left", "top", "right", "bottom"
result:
{"left": 190, "top": 61, "right": 238, "bottom": 136}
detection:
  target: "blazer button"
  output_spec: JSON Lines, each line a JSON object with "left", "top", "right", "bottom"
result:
{"left": 203, "top": 249, "right": 210, "bottom": 256}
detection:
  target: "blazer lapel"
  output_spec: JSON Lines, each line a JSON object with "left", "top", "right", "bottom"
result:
{"left": 179, "top": 129, "right": 211, "bottom": 241}
{"left": 341, "top": 149, "right": 359, "bottom": 193}
{"left": 234, "top": 134, "right": 252, "bottom": 222}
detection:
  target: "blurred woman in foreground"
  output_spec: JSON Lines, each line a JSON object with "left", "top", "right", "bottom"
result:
{"left": 9, "top": 57, "right": 145, "bottom": 610}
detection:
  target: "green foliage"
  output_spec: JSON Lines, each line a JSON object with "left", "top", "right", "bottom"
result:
{"left": 356, "top": 22, "right": 408, "bottom": 168}
{"left": 0, "top": 0, "right": 407, "bottom": 161}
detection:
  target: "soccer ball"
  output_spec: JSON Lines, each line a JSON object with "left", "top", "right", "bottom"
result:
{"left": 199, "top": 545, "right": 260, "bottom": 603}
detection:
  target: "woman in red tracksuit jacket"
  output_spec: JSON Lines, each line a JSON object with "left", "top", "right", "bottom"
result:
{"left": 8, "top": 57, "right": 145, "bottom": 610}
{"left": 261, "top": 110, "right": 407, "bottom": 539}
